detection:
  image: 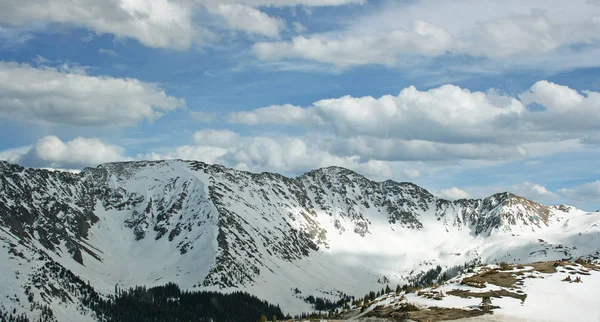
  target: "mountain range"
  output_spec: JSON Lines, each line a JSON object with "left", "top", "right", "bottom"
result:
{"left": 1, "top": 159, "right": 599, "bottom": 321}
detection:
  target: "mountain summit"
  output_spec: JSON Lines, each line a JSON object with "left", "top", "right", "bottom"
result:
{"left": 1, "top": 160, "right": 599, "bottom": 319}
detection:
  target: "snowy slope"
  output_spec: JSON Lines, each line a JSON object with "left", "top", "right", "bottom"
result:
{"left": 0, "top": 160, "right": 599, "bottom": 320}
{"left": 352, "top": 261, "right": 600, "bottom": 322}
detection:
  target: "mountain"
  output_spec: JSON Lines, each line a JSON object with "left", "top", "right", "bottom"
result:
{"left": 1, "top": 159, "right": 599, "bottom": 321}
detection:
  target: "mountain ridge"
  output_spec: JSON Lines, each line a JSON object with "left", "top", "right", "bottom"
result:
{"left": 0, "top": 159, "right": 598, "bottom": 320}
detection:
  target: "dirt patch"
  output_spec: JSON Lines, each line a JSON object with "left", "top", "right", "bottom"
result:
{"left": 461, "top": 269, "right": 519, "bottom": 288}
{"left": 447, "top": 289, "right": 527, "bottom": 301}
{"left": 364, "top": 302, "right": 421, "bottom": 320}
{"left": 366, "top": 303, "right": 488, "bottom": 322}
{"left": 529, "top": 261, "right": 567, "bottom": 273}
{"left": 406, "top": 307, "right": 489, "bottom": 321}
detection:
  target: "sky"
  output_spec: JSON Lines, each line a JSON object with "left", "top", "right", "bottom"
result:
{"left": 0, "top": 0, "right": 599, "bottom": 210}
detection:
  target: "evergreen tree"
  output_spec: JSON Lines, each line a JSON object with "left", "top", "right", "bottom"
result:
{"left": 395, "top": 284, "right": 401, "bottom": 294}
{"left": 385, "top": 285, "right": 391, "bottom": 294}
{"left": 369, "top": 291, "right": 376, "bottom": 301}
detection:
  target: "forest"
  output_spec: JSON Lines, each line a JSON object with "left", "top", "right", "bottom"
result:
{"left": 86, "top": 282, "right": 287, "bottom": 322}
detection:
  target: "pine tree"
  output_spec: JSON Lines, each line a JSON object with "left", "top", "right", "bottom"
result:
{"left": 395, "top": 284, "right": 401, "bottom": 294}
{"left": 385, "top": 285, "right": 391, "bottom": 294}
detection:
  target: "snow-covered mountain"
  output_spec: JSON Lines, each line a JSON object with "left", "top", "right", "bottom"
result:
{"left": 1, "top": 159, "right": 599, "bottom": 320}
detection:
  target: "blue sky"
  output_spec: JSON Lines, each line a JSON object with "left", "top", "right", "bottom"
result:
{"left": 0, "top": 0, "right": 599, "bottom": 210}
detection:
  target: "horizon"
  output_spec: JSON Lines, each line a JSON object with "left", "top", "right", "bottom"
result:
{"left": 0, "top": 0, "right": 599, "bottom": 210}
{"left": 2, "top": 157, "right": 591, "bottom": 211}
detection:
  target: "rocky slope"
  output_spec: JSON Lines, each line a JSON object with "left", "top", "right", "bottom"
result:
{"left": 0, "top": 160, "right": 599, "bottom": 320}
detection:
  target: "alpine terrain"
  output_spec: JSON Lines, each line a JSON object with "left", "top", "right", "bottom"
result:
{"left": 1, "top": 159, "right": 599, "bottom": 321}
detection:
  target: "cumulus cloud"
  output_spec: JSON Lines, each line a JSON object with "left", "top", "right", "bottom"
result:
{"left": 0, "top": 0, "right": 200, "bottom": 49}
{"left": 253, "top": 1, "right": 600, "bottom": 68}
{"left": 229, "top": 83, "right": 526, "bottom": 144}
{"left": 559, "top": 181, "right": 600, "bottom": 201}
{"left": 402, "top": 169, "right": 421, "bottom": 178}
{"left": 509, "top": 182, "right": 558, "bottom": 201}
{"left": 193, "top": 129, "right": 240, "bottom": 148}
{"left": 7, "top": 136, "right": 129, "bottom": 169}
{"left": 0, "top": 146, "right": 31, "bottom": 162}
{"left": 146, "top": 131, "right": 392, "bottom": 179}
{"left": 210, "top": 4, "right": 285, "bottom": 38}
{"left": 0, "top": 0, "right": 365, "bottom": 49}
{"left": 0, "top": 62, "right": 185, "bottom": 127}
{"left": 253, "top": 21, "right": 455, "bottom": 67}
{"left": 520, "top": 80, "right": 600, "bottom": 131}
{"left": 469, "top": 11, "right": 600, "bottom": 58}
{"left": 141, "top": 146, "right": 229, "bottom": 165}
{"left": 227, "top": 81, "right": 600, "bottom": 162}
{"left": 219, "top": 136, "right": 392, "bottom": 178}
{"left": 438, "top": 187, "right": 470, "bottom": 200}
{"left": 437, "top": 182, "right": 558, "bottom": 203}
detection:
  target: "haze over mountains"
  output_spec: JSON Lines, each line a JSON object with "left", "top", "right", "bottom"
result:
{"left": 1, "top": 159, "right": 599, "bottom": 320}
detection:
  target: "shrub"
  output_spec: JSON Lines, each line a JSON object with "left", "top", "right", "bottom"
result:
{"left": 498, "top": 262, "right": 511, "bottom": 270}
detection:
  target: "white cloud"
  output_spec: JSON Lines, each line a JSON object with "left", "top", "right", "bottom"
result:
{"left": 140, "top": 146, "right": 229, "bottom": 165}
{"left": 253, "top": 1, "right": 600, "bottom": 68}
{"left": 521, "top": 80, "right": 600, "bottom": 131}
{"left": 0, "top": 0, "right": 365, "bottom": 49}
{"left": 253, "top": 21, "right": 455, "bottom": 67}
{"left": 0, "top": 146, "right": 32, "bottom": 162}
{"left": 333, "top": 137, "right": 526, "bottom": 161}
{"left": 98, "top": 48, "right": 117, "bottom": 56}
{"left": 227, "top": 81, "right": 600, "bottom": 162}
{"left": 147, "top": 131, "right": 392, "bottom": 179}
{"left": 509, "top": 182, "right": 558, "bottom": 201}
{"left": 0, "top": 61, "right": 185, "bottom": 127}
{"left": 227, "top": 103, "right": 323, "bottom": 125}
{"left": 8, "top": 136, "right": 129, "bottom": 169}
{"left": 438, "top": 187, "right": 470, "bottom": 200}
{"left": 0, "top": 0, "right": 200, "bottom": 49}
{"left": 559, "top": 181, "right": 600, "bottom": 201}
{"left": 292, "top": 22, "right": 306, "bottom": 33}
{"left": 211, "top": 4, "right": 285, "bottom": 38}
{"left": 193, "top": 129, "right": 240, "bottom": 148}
{"left": 402, "top": 168, "right": 420, "bottom": 178}
{"left": 229, "top": 83, "right": 526, "bottom": 144}
{"left": 436, "top": 182, "right": 558, "bottom": 203}
{"left": 219, "top": 136, "right": 392, "bottom": 178}
{"left": 468, "top": 11, "right": 600, "bottom": 58}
